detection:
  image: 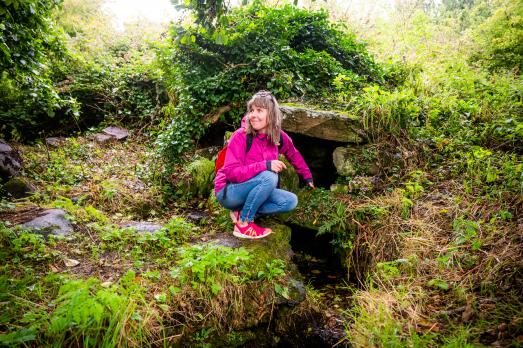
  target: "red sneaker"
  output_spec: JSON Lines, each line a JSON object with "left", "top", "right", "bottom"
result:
{"left": 233, "top": 222, "right": 272, "bottom": 239}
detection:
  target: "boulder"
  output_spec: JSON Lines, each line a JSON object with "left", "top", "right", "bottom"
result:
{"left": 0, "top": 140, "right": 22, "bottom": 180}
{"left": 332, "top": 145, "right": 380, "bottom": 177}
{"left": 2, "top": 177, "right": 35, "bottom": 199}
{"left": 21, "top": 209, "right": 74, "bottom": 236}
{"left": 103, "top": 126, "right": 129, "bottom": 140}
{"left": 280, "top": 105, "right": 365, "bottom": 143}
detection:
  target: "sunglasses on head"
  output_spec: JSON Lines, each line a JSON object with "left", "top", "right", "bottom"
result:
{"left": 255, "top": 90, "right": 275, "bottom": 101}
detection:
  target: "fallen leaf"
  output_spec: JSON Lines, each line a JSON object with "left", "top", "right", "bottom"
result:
{"left": 462, "top": 298, "right": 474, "bottom": 322}
{"left": 64, "top": 258, "right": 80, "bottom": 267}
{"left": 101, "top": 281, "right": 113, "bottom": 288}
{"left": 49, "top": 264, "right": 60, "bottom": 272}
{"left": 311, "top": 269, "right": 321, "bottom": 274}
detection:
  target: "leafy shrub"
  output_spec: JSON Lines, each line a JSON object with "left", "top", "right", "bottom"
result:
{"left": 155, "top": 4, "right": 385, "bottom": 164}
{"left": 0, "top": 0, "right": 80, "bottom": 141}
{"left": 170, "top": 244, "right": 252, "bottom": 295}
{"left": 470, "top": 0, "right": 523, "bottom": 72}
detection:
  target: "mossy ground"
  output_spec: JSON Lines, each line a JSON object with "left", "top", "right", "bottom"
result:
{"left": 0, "top": 136, "right": 324, "bottom": 347}
{"left": 1, "top": 133, "right": 521, "bottom": 347}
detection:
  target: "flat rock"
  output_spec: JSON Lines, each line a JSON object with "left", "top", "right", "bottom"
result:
{"left": 21, "top": 209, "right": 74, "bottom": 236}
{"left": 280, "top": 105, "right": 365, "bottom": 143}
{"left": 103, "top": 126, "right": 129, "bottom": 140}
{"left": 123, "top": 221, "right": 163, "bottom": 234}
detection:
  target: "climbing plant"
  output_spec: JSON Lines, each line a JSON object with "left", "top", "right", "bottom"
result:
{"left": 0, "top": 0, "right": 79, "bottom": 140}
{"left": 155, "top": 3, "right": 385, "bottom": 165}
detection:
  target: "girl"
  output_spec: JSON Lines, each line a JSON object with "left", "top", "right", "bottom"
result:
{"left": 214, "top": 90, "right": 314, "bottom": 239}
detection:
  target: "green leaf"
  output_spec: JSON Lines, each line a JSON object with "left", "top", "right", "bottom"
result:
{"left": 215, "top": 33, "right": 224, "bottom": 45}
{"left": 0, "top": 328, "right": 36, "bottom": 345}
{"left": 427, "top": 278, "right": 449, "bottom": 291}
{"left": 211, "top": 283, "right": 221, "bottom": 295}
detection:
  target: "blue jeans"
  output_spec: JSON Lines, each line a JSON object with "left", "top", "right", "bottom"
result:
{"left": 216, "top": 171, "right": 298, "bottom": 222}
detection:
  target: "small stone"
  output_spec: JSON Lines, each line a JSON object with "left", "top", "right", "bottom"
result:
{"left": 187, "top": 211, "right": 207, "bottom": 224}
{"left": 45, "top": 137, "right": 65, "bottom": 147}
{"left": 64, "top": 258, "right": 80, "bottom": 267}
{"left": 123, "top": 221, "right": 163, "bottom": 234}
{"left": 103, "top": 126, "right": 129, "bottom": 140}
{"left": 93, "top": 133, "right": 114, "bottom": 143}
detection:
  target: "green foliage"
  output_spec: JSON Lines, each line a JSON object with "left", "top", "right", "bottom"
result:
{"left": 171, "top": 0, "right": 230, "bottom": 32}
{"left": 471, "top": 0, "right": 523, "bottom": 72}
{"left": 47, "top": 278, "right": 125, "bottom": 344}
{"left": 185, "top": 157, "right": 216, "bottom": 197}
{"left": 57, "top": 49, "right": 165, "bottom": 128}
{"left": 155, "top": 4, "right": 384, "bottom": 163}
{"left": 0, "top": 0, "right": 80, "bottom": 140}
{"left": 98, "top": 218, "right": 196, "bottom": 260}
{"left": 0, "top": 223, "right": 53, "bottom": 263}
{"left": 170, "top": 244, "right": 252, "bottom": 295}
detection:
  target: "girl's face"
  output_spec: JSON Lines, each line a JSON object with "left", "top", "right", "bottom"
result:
{"left": 249, "top": 105, "right": 269, "bottom": 133}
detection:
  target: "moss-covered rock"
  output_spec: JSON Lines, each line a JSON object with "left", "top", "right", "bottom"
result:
{"left": 1, "top": 176, "right": 35, "bottom": 198}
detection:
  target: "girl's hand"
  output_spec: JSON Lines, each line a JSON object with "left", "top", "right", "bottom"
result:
{"left": 270, "top": 160, "right": 287, "bottom": 173}
{"left": 307, "top": 182, "right": 315, "bottom": 189}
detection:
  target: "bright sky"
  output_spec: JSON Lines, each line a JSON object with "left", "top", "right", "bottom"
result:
{"left": 103, "top": 0, "right": 180, "bottom": 30}
{"left": 102, "top": 0, "right": 397, "bottom": 31}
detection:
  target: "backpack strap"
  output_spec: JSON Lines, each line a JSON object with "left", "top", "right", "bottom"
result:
{"left": 245, "top": 133, "right": 284, "bottom": 154}
{"left": 246, "top": 134, "right": 254, "bottom": 154}
{"left": 278, "top": 133, "right": 284, "bottom": 151}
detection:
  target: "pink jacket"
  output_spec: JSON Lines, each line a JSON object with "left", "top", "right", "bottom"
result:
{"left": 214, "top": 127, "right": 313, "bottom": 193}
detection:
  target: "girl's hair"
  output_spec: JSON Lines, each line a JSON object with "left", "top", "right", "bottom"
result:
{"left": 245, "top": 90, "right": 282, "bottom": 145}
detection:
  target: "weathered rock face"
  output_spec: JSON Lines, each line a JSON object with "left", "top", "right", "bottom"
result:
{"left": 0, "top": 140, "right": 22, "bottom": 181}
{"left": 333, "top": 145, "right": 380, "bottom": 177}
{"left": 21, "top": 209, "right": 74, "bottom": 236}
{"left": 280, "top": 105, "right": 365, "bottom": 143}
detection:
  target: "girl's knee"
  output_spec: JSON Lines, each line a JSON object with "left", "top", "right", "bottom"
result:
{"left": 287, "top": 192, "right": 298, "bottom": 211}
{"left": 258, "top": 170, "right": 278, "bottom": 187}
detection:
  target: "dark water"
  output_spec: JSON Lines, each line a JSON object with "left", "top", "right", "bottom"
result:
{"left": 289, "top": 223, "right": 353, "bottom": 308}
